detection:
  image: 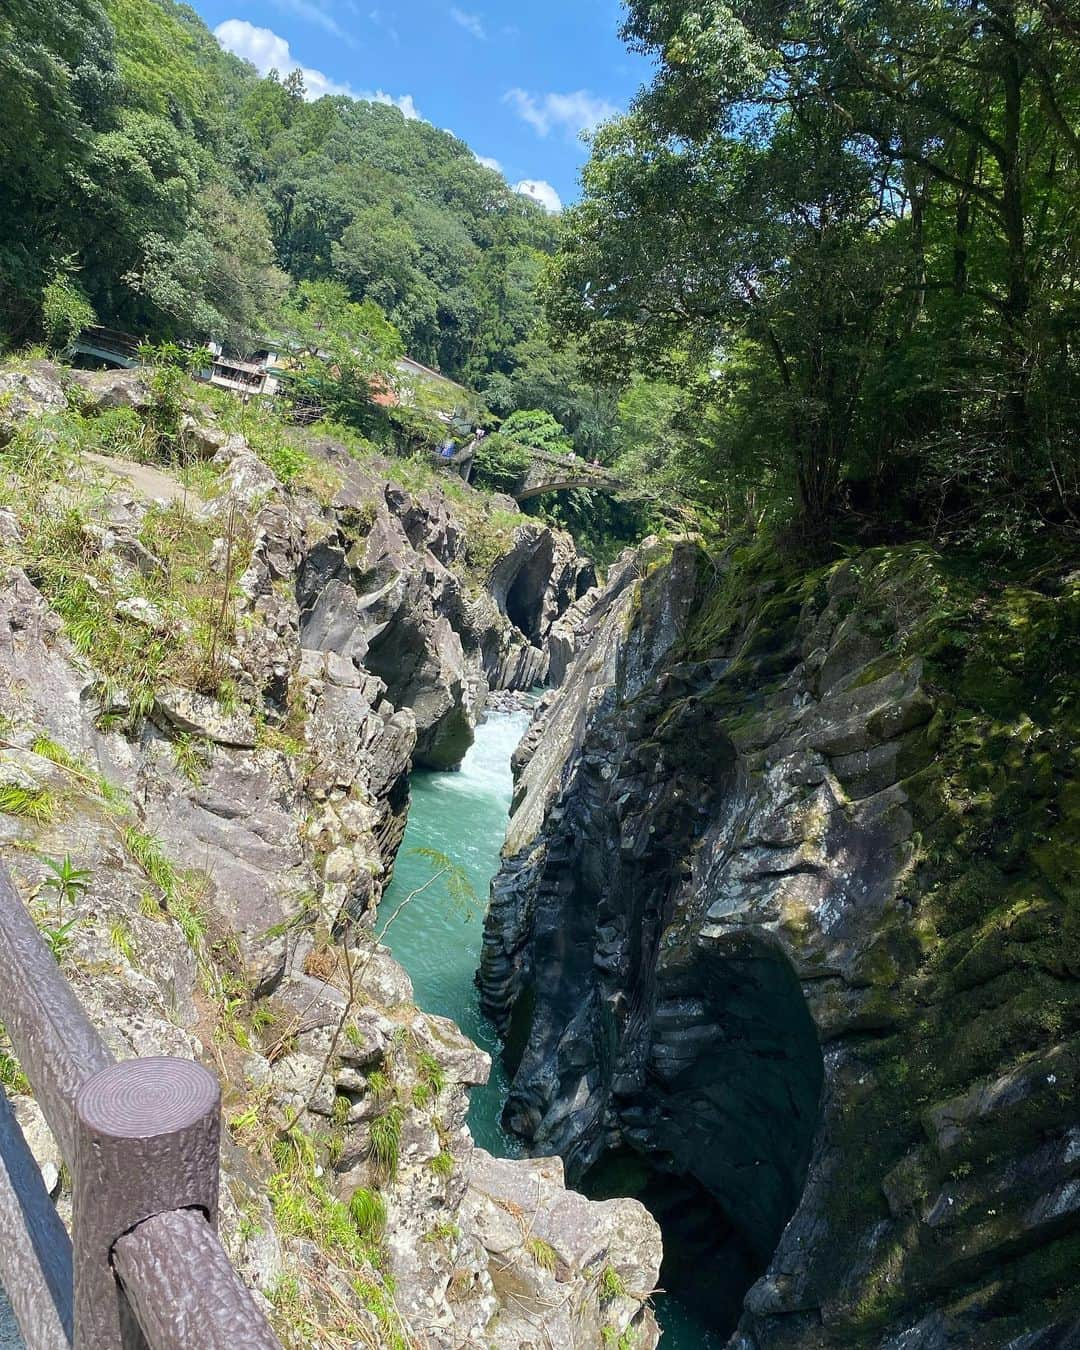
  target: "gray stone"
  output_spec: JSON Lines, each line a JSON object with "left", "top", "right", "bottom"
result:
{"left": 115, "top": 595, "right": 166, "bottom": 631}
{"left": 153, "top": 685, "right": 257, "bottom": 748}
{"left": 71, "top": 367, "right": 153, "bottom": 411}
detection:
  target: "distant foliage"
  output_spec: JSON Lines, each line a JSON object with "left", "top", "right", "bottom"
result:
{"left": 0, "top": 0, "right": 677, "bottom": 559}
{"left": 475, "top": 409, "right": 572, "bottom": 493}
{"left": 42, "top": 272, "right": 96, "bottom": 353}
{"left": 0, "top": 0, "right": 577, "bottom": 409}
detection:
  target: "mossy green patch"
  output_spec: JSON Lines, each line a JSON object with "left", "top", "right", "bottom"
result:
{"left": 678, "top": 538, "right": 1079, "bottom": 1337}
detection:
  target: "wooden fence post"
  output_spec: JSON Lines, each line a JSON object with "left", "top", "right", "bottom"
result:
{"left": 71, "top": 1058, "right": 220, "bottom": 1349}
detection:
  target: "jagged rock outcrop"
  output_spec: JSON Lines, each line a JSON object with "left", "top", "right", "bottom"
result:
{"left": 482, "top": 537, "right": 1080, "bottom": 1346}
{"left": 0, "top": 361, "right": 71, "bottom": 444}
{"left": 0, "top": 372, "right": 658, "bottom": 1349}
{"left": 291, "top": 444, "right": 587, "bottom": 769}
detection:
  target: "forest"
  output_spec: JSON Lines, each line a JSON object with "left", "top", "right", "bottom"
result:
{"left": 3, "top": 0, "right": 1080, "bottom": 559}
{"left": 548, "top": 0, "right": 1080, "bottom": 549}
{"left": 0, "top": 0, "right": 635, "bottom": 543}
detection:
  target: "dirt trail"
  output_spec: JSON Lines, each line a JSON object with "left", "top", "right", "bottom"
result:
{"left": 84, "top": 453, "right": 201, "bottom": 506}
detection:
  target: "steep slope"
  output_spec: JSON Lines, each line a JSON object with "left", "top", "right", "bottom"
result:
{"left": 0, "top": 361, "right": 659, "bottom": 1349}
{"left": 481, "top": 536, "right": 1080, "bottom": 1345}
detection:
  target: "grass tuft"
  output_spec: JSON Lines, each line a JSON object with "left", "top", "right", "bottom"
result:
{"left": 599, "top": 1264, "right": 628, "bottom": 1303}
{"left": 348, "top": 1187, "right": 387, "bottom": 1242}
{"left": 368, "top": 1104, "right": 404, "bottom": 1182}
{"left": 0, "top": 783, "right": 56, "bottom": 822}
{"left": 527, "top": 1237, "right": 558, "bottom": 1271}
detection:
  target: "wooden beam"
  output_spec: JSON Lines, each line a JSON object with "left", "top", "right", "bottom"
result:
{"left": 114, "top": 1210, "right": 279, "bottom": 1350}
{"left": 0, "top": 864, "right": 113, "bottom": 1170}
{"left": 0, "top": 1089, "right": 74, "bottom": 1348}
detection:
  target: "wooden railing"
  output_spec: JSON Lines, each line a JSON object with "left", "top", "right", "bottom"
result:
{"left": 0, "top": 862, "right": 281, "bottom": 1349}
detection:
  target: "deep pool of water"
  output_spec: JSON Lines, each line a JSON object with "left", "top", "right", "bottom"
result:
{"left": 381, "top": 710, "right": 721, "bottom": 1349}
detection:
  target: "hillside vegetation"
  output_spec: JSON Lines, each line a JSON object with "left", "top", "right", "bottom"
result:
{"left": 2, "top": 0, "right": 675, "bottom": 556}
{"left": 4, "top": 0, "right": 1080, "bottom": 562}
{"left": 547, "top": 0, "right": 1080, "bottom": 553}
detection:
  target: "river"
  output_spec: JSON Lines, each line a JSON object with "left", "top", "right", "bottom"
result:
{"left": 381, "top": 709, "right": 723, "bottom": 1349}
{"left": 0, "top": 1290, "right": 18, "bottom": 1348}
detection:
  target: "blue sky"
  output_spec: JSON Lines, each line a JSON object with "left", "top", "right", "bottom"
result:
{"left": 192, "top": 0, "right": 654, "bottom": 211}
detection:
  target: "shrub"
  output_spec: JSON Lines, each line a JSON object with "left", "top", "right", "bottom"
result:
{"left": 41, "top": 273, "right": 95, "bottom": 354}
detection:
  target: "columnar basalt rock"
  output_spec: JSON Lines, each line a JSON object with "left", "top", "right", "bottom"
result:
{"left": 482, "top": 540, "right": 1080, "bottom": 1346}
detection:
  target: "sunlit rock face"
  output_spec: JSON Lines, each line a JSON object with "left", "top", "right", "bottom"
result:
{"left": 294, "top": 446, "right": 591, "bottom": 769}
{"left": 0, "top": 382, "right": 660, "bottom": 1350}
{"left": 482, "top": 538, "right": 1080, "bottom": 1347}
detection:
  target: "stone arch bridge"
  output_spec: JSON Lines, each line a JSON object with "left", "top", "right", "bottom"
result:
{"left": 509, "top": 448, "right": 631, "bottom": 503}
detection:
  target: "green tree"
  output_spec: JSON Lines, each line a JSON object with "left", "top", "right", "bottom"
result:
{"left": 42, "top": 270, "right": 97, "bottom": 353}
{"left": 547, "top": 0, "right": 1080, "bottom": 537}
{"left": 547, "top": 104, "right": 904, "bottom": 526}
{"left": 281, "top": 279, "right": 404, "bottom": 430}
{"left": 0, "top": 0, "right": 119, "bottom": 336}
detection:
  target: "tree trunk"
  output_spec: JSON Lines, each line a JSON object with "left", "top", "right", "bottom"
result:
{"left": 999, "top": 8, "right": 1031, "bottom": 456}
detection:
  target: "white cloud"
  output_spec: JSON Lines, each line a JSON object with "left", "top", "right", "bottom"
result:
{"left": 450, "top": 7, "right": 486, "bottom": 39}
{"left": 475, "top": 153, "right": 503, "bottom": 173}
{"left": 268, "top": 0, "right": 349, "bottom": 42}
{"left": 214, "top": 19, "right": 421, "bottom": 116}
{"left": 514, "top": 179, "right": 562, "bottom": 213}
{"left": 504, "top": 88, "right": 619, "bottom": 139}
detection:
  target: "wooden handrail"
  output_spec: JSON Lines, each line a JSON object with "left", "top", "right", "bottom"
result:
{"left": 0, "top": 862, "right": 113, "bottom": 1167}
{"left": 0, "top": 862, "right": 280, "bottom": 1349}
{"left": 114, "top": 1210, "right": 278, "bottom": 1350}
{"left": 0, "top": 1089, "right": 72, "bottom": 1348}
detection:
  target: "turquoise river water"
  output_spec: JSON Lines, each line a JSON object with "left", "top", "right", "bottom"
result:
{"left": 382, "top": 709, "right": 723, "bottom": 1349}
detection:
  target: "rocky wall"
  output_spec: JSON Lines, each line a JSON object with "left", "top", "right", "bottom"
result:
{"left": 0, "top": 363, "right": 659, "bottom": 1349}
{"left": 481, "top": 535, "right": 1080, "bottom": 1346}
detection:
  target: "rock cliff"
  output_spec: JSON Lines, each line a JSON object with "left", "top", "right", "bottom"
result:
{"left": 0, "top": 361, "right": 660, "bottom": 1349}
{"left": 481, "top": 536, "right": 1080, "bottom": 1346}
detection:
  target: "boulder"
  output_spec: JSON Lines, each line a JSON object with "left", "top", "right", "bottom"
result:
{"left": 71, "top": 367, "right": 153, "bottom": 411}
{"left": 0, "top": 363, "right": 68, "bottom": 444}
{"left": 153, "top": 685, "right": 257, "bottom": 748}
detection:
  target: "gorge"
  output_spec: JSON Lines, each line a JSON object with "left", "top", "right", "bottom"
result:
{"left": 2, "top": 0, "right": 1080, "bottom": 1341}
{"left": 0, "top": 360, "right": 662, "bottom": 1349}
{"left": 479, "top": 537, "right": 1080, "bottom": 1348}
{"left": 0, "top": 359, "right": 1077, "bottom": 1349}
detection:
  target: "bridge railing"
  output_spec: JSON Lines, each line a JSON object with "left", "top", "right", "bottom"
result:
{"left": 71, "top": 329, "right": 141, "bottom": 368}
{"left": 0, "top": 861, "right": 281, "bottom": 1349}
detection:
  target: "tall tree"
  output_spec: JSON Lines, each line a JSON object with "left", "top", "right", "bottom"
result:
{"left": 547, "top": 0, "right": 1080, "bottom": 532}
